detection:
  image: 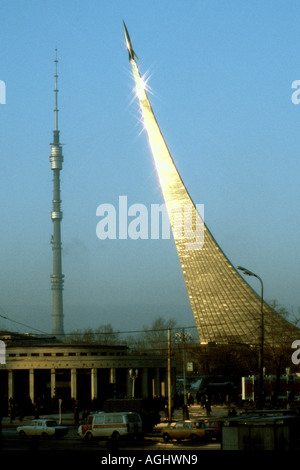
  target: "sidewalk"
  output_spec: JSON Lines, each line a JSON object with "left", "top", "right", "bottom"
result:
{"left": 162, "top": 404, "right": 234, "bottom": 422}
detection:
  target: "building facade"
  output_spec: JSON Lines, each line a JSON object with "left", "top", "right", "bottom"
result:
{"left": 0, "top": 336, "right": 172, "bottom": 414}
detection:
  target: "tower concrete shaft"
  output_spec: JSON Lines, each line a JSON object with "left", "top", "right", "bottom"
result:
{"left": 50, "top": 50, "right": 64, "bottom": 338}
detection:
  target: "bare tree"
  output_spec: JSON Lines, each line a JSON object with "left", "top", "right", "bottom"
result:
{"left": 128, "top": 317, "right": 178, "bottom": 355}
{"left": 67, "top": 324, "right": 120, "bottom": 345}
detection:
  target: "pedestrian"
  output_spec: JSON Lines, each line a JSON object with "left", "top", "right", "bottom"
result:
{"left": 81, "top": 409, "right": 90, "bottom": 423}
{"left": 73, "top": 403, "right": 79, "bottom": 426}
{"left": 19, "top": 409, "right": 24, "bottom": 422}
{"left": 205, "top": 399, "right": 211, "bottom": 416}
{"left": 164, "top": 404, "right": 168, "bottom": 419}
{"left": 34, "top": 405, "right": 39, "bottom": 419}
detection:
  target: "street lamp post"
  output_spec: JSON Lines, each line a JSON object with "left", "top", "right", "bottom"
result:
{"left": 167, "top": 327, "right": 172, "bottom": 421}
{"left": 175, "top": 328, "right": 192, "bottom": 420}
{"left": 237, "top": 266, "right": 264, "bottom": 408}
{"left": 129, "top": 369, "right": 138, "bottom": 398}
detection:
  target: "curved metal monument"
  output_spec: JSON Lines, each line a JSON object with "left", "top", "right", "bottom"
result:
{"left": 123, "top": 22, "right": 298, "bottom": 346}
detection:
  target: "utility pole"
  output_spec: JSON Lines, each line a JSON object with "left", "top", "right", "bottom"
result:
{"left": 175, "top": 328, "right": 192, "bottom": 420}
{"left": 237, "top": 266, "right": 264, "bottom": 408}
{"left": 168, "top": 328, "right": 172, "bottom": 421}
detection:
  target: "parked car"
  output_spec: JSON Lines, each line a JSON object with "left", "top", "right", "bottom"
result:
{"left": 78, "top": 412, "right": 143, "bottom": 440}
{"left": 203, "top": 419, "right": 222, "bottom": 441}
{"left": 17, "top": 419, "right": 68, "bottom": 438}
{"left": 160, "top": 420, "right": 207, "bottom": 442}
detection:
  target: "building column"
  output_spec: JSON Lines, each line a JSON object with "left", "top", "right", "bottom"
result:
{"left": 152, "top": 368, "right": 160, "bottom": 397}
{"left": 91, "top": 368, "right": 97, "bottom": 401}
{"left": 161, "top": 368, "right": 167, "bottom": 398}
{"left": 110, "top": 368, "right": 116, "bottom": 384}
{"left": 141, "top": 368, "right": 148, "bottom": 398}
{"left": 71, "top": 369, "right": 77, "bottom": 400}
{"left": 8, "top": 370, "right": 14, "bottom": 400}
{"left": 29, "top": 369, "right": 35, "bottom": 403}
{"left": 50, "top": 369, "right": 56, "bottom": 398}
{"left": 126, "top": 370, "right": 132, "bottom": 398}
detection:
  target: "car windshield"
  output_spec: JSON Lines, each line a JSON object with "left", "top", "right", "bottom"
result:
{"left": 46, "top": 421, "right": 58, "bottom": 427}
{"left": 195, "top": 421, "right": 208, "bottom": 428}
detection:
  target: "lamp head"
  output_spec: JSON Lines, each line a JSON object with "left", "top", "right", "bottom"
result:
{"left": 237, "top": 266, "right": 254, "bottom": 276}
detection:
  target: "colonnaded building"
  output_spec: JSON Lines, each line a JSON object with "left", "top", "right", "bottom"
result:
{"left": 0, "top": 333, "right": 169, "bottom": 413}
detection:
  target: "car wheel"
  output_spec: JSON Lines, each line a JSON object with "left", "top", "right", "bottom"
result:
{"left": 19, "top": 430, "right": 26, "bottom": 438}
{"left": 41, "top": 432, "right": 48, "bottom": 439}
{"left": 162, "top": 433, "right": 170, "bottom": 442}
{"left": 85, "top": 431, "right": 93, "bottom": 441}
{"left": 190, "top": 434, "right": 198, "bottom": 442}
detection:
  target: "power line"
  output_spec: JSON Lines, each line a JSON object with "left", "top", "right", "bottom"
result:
{"left": 0, "top": 306, "right": 198, "bottom": 340}
{"left": 0, "top": 306, "right": 49, "bottom": 336}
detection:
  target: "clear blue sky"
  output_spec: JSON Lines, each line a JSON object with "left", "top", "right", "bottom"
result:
{"left": 0, "top": 0, "right": 299, "bottom": 336}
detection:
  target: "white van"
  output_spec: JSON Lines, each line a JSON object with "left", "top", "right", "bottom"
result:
{"left": 78, "top": 412, "right": 143, "bottom": 440}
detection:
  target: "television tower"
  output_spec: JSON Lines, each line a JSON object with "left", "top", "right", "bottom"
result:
{"left": 50, "top": 49, "right": 65, "bottom": 338}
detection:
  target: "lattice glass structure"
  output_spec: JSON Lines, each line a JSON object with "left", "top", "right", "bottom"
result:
{"left": 125, "top": 25, "right": 299, "bottom": 345}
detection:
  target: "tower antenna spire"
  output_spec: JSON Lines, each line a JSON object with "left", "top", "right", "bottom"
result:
{"left": 54, "top": 48, "right": 59, "bottom": 132}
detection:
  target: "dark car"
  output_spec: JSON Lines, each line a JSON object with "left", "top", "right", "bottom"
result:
{"left": 203, "top": 419, "right": 222, "bottom": 441}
